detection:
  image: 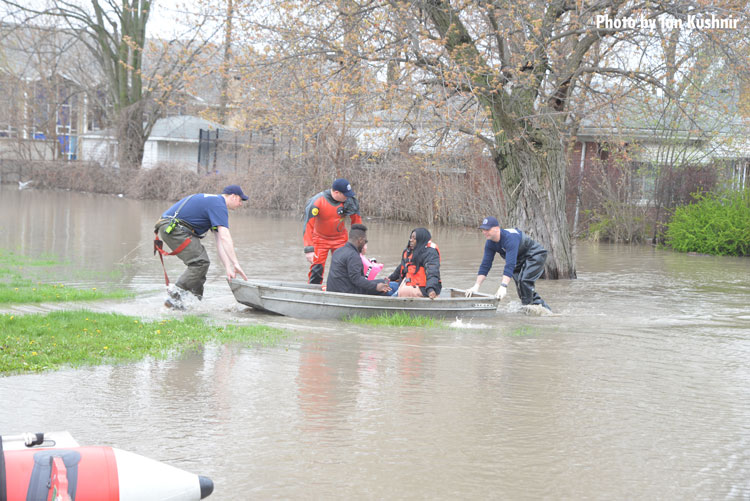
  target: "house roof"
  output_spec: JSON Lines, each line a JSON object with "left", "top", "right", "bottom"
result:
{"left": 80, "top": 114, "right": 230, "bottom": 142}
{"left": 575, "top": 84, "right": 749, "bottom": 142}
{"left": 1, "top": 22, "right": 224, "bottom": 108}
{"left": 148, "top": 115, "right": 228, "bottom": 141}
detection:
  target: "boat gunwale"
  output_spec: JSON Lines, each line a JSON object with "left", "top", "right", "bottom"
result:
{"left": 257, "top": 293, "right": 497, "bottom": 311}
{"left": 229, "top": 278, "right": 500, "bottom": 318}
{"left": 233, "top": 279, "right": 497, "bottom": 303}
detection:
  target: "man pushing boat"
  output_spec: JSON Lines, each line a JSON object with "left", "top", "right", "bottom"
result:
{"left": 154, "top": 185, "right": 248, "bottom": 309}
{"left": 465, "top": 216, "right": 551, "bottom": 313}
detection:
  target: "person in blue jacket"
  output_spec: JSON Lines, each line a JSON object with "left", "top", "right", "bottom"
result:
{"left": 465, "top": 216, "right": 551, "bottom": 311}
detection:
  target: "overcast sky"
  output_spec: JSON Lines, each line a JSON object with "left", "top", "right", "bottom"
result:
{"left": 148, "top": 0, "right": 228, "bottom": 40}
{"left": 0, "top": 0, "right": 219, "bottom": 39}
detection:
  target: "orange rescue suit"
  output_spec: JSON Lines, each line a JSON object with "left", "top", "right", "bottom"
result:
{"left": 303, "top": 190, "right": 362, "bottom": 283}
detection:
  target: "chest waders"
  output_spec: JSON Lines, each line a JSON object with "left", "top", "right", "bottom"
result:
{"left": 153, "top": 195, "right": 196, "bottom": 286}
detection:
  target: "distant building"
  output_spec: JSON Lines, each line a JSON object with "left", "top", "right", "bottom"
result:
{"left": 0, "top": 23, "right": 108, "bottom": 162}
{"left": 0, "top": 22, "right": 224, "bottom": 168}
{"left": 79, "top": 115, "right": 229, "bottom": 171}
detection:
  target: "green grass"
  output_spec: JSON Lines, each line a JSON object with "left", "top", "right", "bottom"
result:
{"left": 347, "top": 312, "right": 443, "bottom": 327}
{"left": 0, "top": 282, "right": 132, "bottom": 304}
{"left": 0, "top": 251, "right": 59, "bottom": 267}
{"left": 506, "top": 326, "right": 539, "bottom": 337}
{"left": 0, "top": 250, "right": 133, "bottom": 304}
{"left": 0, "top": 311, "right": 288, "bottom": 374}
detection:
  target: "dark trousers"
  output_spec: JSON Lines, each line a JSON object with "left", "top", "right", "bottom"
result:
{"left": 513, "top": 249, "right": 549, "bottom": 308}
{"left": 157, "top": 223, "right": 210, "bottom": 298}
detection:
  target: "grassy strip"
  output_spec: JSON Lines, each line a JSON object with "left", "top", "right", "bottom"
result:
{"left": 0, "top": 250, "right": 132, "bottom": 304}
{"left": 0, "top": 282, "right": 132, "bottom": 304}
{"left": 348, "top": 312, "right": 443, "bottom": 327}
{"left": 0, "top": 251, "right": 59, "bottom": 267}
{"left": 0, "top": 310, "right": 287, "bottom": 374}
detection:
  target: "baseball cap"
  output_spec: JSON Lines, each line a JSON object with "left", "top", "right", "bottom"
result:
{"left": 478, "top": 216, "right": 499, "bottom": 230}
{"left": 332, "top": 178, "right": 355, "bottom": 197}
{"left": 222, "top": 184, "right": 248, "bottom": 200}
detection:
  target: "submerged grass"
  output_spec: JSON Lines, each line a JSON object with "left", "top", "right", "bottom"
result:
{"left": 0, "top": 249, "right": 132, "bottom": 304}
{"left": 0, "top": 282, "right": 132, "bottom": 304}
{"left": 506, "top": 326, "right": 539, "bottom": 337}
{"left": 348, "top": 311, "right": 443, "bottom": 328}
{"left": 0, "top": 310, "right": 288, "bottom": 374}
{"left": 0, "top": 251, "right": 59, "bottom": 267}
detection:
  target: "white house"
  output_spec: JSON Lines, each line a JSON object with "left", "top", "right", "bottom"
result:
{"left": 79, "top": 115, "right": 229, "bottom": 170}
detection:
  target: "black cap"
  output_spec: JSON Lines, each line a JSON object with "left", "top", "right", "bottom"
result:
{"left": 199, "top": 476, "right": 214, "bottom": 499}
{"left": 222, "top": 184, "right": 248, "bottom": 200}
{"left": 331, "top": 178, "right": 355, "bottom": 197}
{"left": 478, "top": 216, "right": 499, "bottom": 230}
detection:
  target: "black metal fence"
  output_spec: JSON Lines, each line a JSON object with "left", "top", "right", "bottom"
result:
{"left": 198, "top": 128, "right": 288, "bottom": 174}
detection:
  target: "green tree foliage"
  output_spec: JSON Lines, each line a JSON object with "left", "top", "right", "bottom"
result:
{"left": 666, "top": 191, "right": 750, "bottom": 256}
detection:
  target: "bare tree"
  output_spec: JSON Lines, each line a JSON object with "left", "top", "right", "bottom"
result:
{"left": 573, "top": 14, "right": 750, "bottom": 244}
{"left": 0, "top": 0, "right": 220, "bottom": 169}
{"left": 228, "top": 0, "right": 749, "bottom": 279}
{"left": 218, "top": 0, "right": 235, "bottom": 125}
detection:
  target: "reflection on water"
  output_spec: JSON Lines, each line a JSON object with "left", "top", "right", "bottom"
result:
{"left": 1, "top": 185, "right": 749, "bottom": 498}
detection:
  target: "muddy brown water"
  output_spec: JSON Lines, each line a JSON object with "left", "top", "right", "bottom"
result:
{"left": 1, "top": 185, "right": 749, "bottom": 499}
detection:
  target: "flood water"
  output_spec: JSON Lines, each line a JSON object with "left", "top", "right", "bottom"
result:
{"left": 1, "top": 184, "right": 749, "bottom": 499}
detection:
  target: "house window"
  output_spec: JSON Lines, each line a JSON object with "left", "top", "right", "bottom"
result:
{"left": 56, "top": 104, "right": 72, "bottom": 136}
{"left": 108, "top": 142, "right": 118, "bottom": 162}
{"left": 0, "top": 125, "right": 17, "bottom": 138}
{"left": 630, "top": 161, "right": 656, "bottom": 202}
{"left": 728, "top": 158, "right": 749, "bottom": 190}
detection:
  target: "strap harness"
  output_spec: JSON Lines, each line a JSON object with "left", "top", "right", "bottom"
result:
{"left": 154, "top": 195, "right": 195, "bottom": 286}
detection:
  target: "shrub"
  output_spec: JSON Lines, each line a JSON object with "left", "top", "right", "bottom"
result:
{"left": 3, "top": 151, "right": 506, "bottom": 226}
{"left": 665, "top": 190, "right": 750, "bottom": 256}
{"left": 128, "top": 164, "right": 205, "bottom": 200}
{"left": 584, "top": 202, "right": 650, "bottom": 243}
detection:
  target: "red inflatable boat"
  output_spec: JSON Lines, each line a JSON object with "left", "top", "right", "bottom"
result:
{"left": 0, "top": 432, "right": 213, "bottom": 501}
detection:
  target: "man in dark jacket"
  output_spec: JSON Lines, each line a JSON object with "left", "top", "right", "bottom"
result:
{"left": 465, "top": 216, "right": 551, "bottom": 311}
{"left": 326, "top": 224, "right": 391, "bottom": 295}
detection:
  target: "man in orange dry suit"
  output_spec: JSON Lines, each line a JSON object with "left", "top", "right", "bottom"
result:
{"left": 303, "top": 178, "right": 362, "bottom": 284}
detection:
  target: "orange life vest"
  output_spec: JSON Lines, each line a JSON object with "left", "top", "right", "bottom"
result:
{"left": 404, "top": 241, "right": 440, "bottom": 287}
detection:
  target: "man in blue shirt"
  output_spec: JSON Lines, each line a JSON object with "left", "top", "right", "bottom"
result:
{"left": 155, "top": 185, "right": 248, "bottom": 308}
{"left": 465, "top": 216, "right": 551, "bottom": 311}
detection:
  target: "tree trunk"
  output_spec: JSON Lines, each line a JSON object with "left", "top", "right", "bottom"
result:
{"left": 500, "top": 132, "right": 577, "bottom": 279}
{"left": 419, "top": 0, "right": 576, "bottom": 279}
{"left": 218, "top": 0, "right": 234, "bottom": 125}
{"left": 116, "top": 102, "right": 146, "bottom": 170}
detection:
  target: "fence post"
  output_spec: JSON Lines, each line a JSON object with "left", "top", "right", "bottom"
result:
{"left": 212, "top": 129, "right": 218, "bottom": 173}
